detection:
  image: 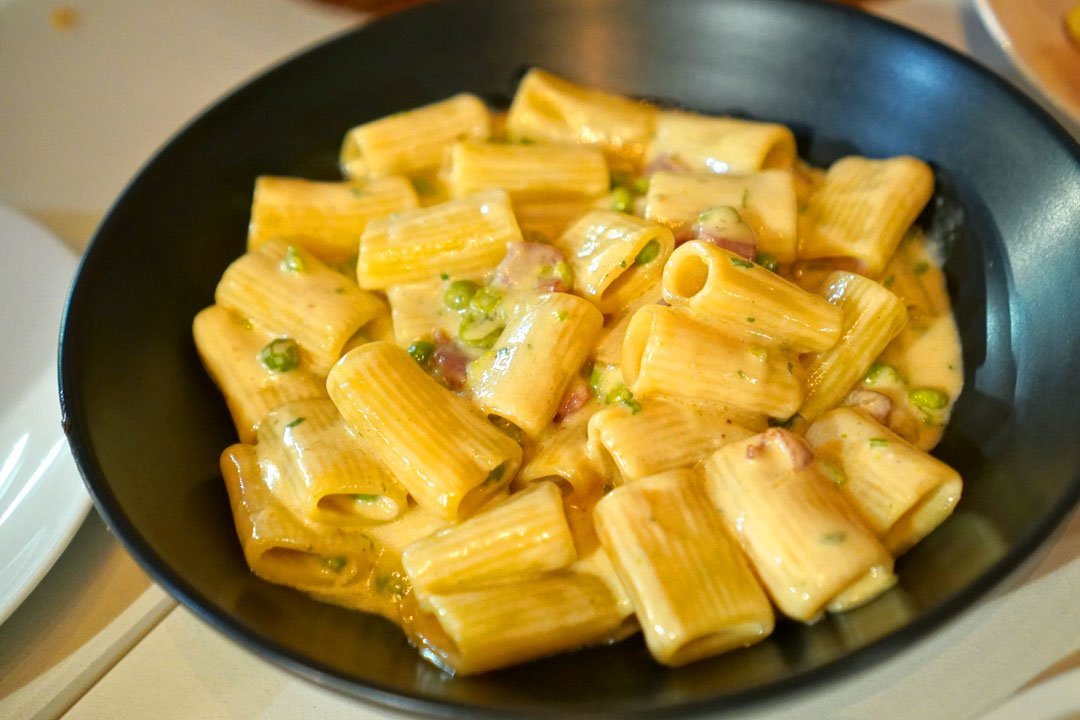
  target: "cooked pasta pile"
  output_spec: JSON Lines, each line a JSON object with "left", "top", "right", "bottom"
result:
{"left": 194, "top": 69, "right": 964, "bottom": 674}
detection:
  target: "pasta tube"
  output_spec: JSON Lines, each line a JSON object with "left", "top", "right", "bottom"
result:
{"left": 215, "top": 239, "right": 386, "bottom": 375}
{"left": 554, "top": 210, "right": 674, "bottom": 314}
{"left": 192, "top": 305, "right": 326, "bottom": 443}
{"left": 326, "top": 341, "right": 522, "bottom": 520}
{"left": 357, "top": 189, "right": 522, "bottom": 289}
{"left": 340, "top": 93, "right": 490, "bottom": 178}
{"left": 798, "top": 156, "right": 934, "bottom": 276}
{"left": 662, "top": 240, "right": 842, "bottom": 352}
{"left": 255, "top": 398, "right": 408, "bottom": 527}
{"left": 587, "top": 396, "right": 758, "bottom": 484}
{"left": 515, "top": 407, "right": 604, "bottom": 499}
{"left": 594, "top": 469, "right": 774, "bottom": 665}
{"left": 506, "top": 68, "right": 657, "bottom": 170}
{"left": 622, "top": 304, "right": 805, "bottom": 418}
{"left": 646, "top": 110, "right": 797, "bottom": 174}
{"left": 247, "top": 175, "right": 418, "bottom": 261}
{"left": 422, "top": 570, "right": 632, "bottom": 675}
{"left": 806, "top": 408, "right": 962, "bottom": 555}
{"left": 704, "top": 429, "right": 895, "bottom": 621}
{"left": 402, "top": 481, "right": 576, "bottom": 596}
{"left": 800, "top": 271, "right": 908, "bottom": 421}
{"left": 644, "top": 170, "right": 798, "bottom": 262}
{"left": 220, "top": 444, "right": 377, "bottom": 592}
{"left": 468, "top": 293, "right": 603, "bottom": 436}
{"left": 447, "top": 140, "right": 608, "bottom": 200}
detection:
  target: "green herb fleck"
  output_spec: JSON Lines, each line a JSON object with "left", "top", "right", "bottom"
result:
{"left": 822, "top": 531, "right": 847, "bottom": 544}
{"left": 285, "top": 417, "right": 305, "bottom": 429}
{"left": 440, "top": 272, "right": 450, "bottom": 281}
{"left": 351, "top": 494, "right": 380, "bottom": 503}
{"left": 602, "top": 483, "right": 615, "bottom": 494}
{"left": 619, "top": 260, "right": 627, "bottom": 268}
{"left": 322, "top": 556, "right": 347, "bottom": 573}
{"left": 755, "top": 252, "right": 779, "bottom": 272}
{"left": 883, "top": 274, "right": 896, "bottom": 289}
{"left": 282, "top": 245, "right": 306, "bottom": 273}
{"left": 787, "top": 361, "right": 794, "bottom": 374}
{"left": 737, "top": 369, "right": 748, "bottom": 379}
{"left": 751, "top": 346, "right": 768, "bottom": 361}
{"left": 611, "top": 186, "right": 633, "bottom": 213}
{"left": 350, "top": 187, "right": 368, "bottom": 199}
{"left": 729, "top": 257, "right": 754, "bottom": 269}
{"left": 374, "top": 573, "right": 407, "bottom": 596}
{"left": 768, "top": 415, "right": 798, "bottom": 429}
{"left": 408, "top": 340, "right": 435, "bottom": 365}
{"left": 632, "top": 176, "right": 650, "bottom": 195}
{"left": 334, "top": 287, "right": 345, "bottom": 294}
{"left": 554, "top": 260, "right": 574, "bottom": 290}
{"left": 909, "top": 388, "right": 949, "bottom": 410}
{"left": 444, "top": 280, "right": 479, "bottom": 310}
{"left": 410, "top": 177, "right": 437, "bottom": 195}
{"left": 914, "top": 261, "right": 930, "bottom": 275}
{"left": 869, "top": 437, "right": 890, "bottom": 448}
{"left": 483, "top": 461, "right": 509, "bottom": 487}
{"left": 741, "top": 187, "right": 750, "bottom": 208}
{"left": 258, "top": 338, "right": 300, "bottom": 373}
{"left": 746, "top": 316, "right": 756, "bottom": 323}
{"left": 634, "top": 239, "right": 661, "bottom": 266}
{"left": 556, "top": 310, "right": 568, "bottom": 322}
{"left": 517, "top": 137, "right": 536, "bottom": 145}
{"left": 820, "top": 460, "right": 847, "bottom": 486}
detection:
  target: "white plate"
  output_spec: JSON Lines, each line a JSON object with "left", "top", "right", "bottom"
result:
{"left": 0, "top": 204, "right": 91, "bottom": 626}
{"left": 975, "top": 0, "right": 1080, "bottom": 122}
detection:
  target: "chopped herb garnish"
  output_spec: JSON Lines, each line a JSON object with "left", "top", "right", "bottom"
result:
{"left": 602, "top": 483, "right": 615, "bottom": 494}
{"left": 351, "top": 493, "right": 380, "bottom": 502}
{"left": 746, "top": 316, "right": 756, "bottom": 323}
{"left": 322, "top": 556, "right": 347, "bottom": 573}
{"left": 374, "top": 573, "right": 407, "bottom": 596}
{"left": 334, "top": 287, "right": 345, "bottom": 294}
{"left": 282, "top": 245, "right": 306, "bottom": 273}
{"left": 410, "top": 177, "right": 437, "bottom": 195}
{"left": 444, "top": 280, "right": 479, "bottom": 310}
{"left": 822, "top": 531, "right": 847, "bottom": 544}
{"left": 787, "top": 361, "right": 795, "bottom": 374}
{"left": 518, "top": 137, "right": 536, "bottom": 145}
{"left": 556, "top": 310, "right": 568, "bottom": 322}
{"left": 605, "top": 385, "right": 633, "bottom": 405}
{"left": 408, "top": 340, "right": 435, "bottom": 365}
{"left": 285, "top": 417, "right": 306, "bottom": 429}
{"left": 869, "top": 437, "right": 890, "bottom": 448}
{"left": 729, "top": 257, "right": 754, "bottom": 269}
{"left": 634, "top": 239, "right": 661, "bottom": 266}
{"left": 741, "top": 187, "right": 750, "bottom": 208}
{"left": 751, "top": 346, "right": 768, "bottom": 361}
{"left": 624, "top": 398, "right": 642, "bottom": 414}
{"left": 909, "top": 388, "right": 949, "bottom": 410}
{"left": 554, "top": 260, "right": 574, "bottom": 290}
{"left": 768, "top": 415, "right": 798, "bottom": 429}
{"left": 914, "top": 261, "right": 930, "bottom": 275}
{"left": 350, "top": 187, "right": 368, "bottom": 199}
{"left": 611, "top": 186, "right": 633, "bottom": 213}
{"left": 483, "top": 461, "right": 509, "bottom": 487}
{"left": 231, "top": 312, "right": 254, "bottom": 331}
{"left": 632, "top": 176, "right": 650, "bottom": 195}
{"left": 258, "top": 338, "right": 300, "bottom": 373}
{"left": 883, "top": 274, "right": 896, "bottom": 289}
{"left": 820, "top": 460, "right": 847, "bottom": 486}
{"left": 737, "top": 369, "right": 748, "bottom": 379}
{"left": 619, "top": 260, "right": 627, "bottom": 268}
{"left": 755, "top": 252, "right": 779, "bottom": 272}
{"left": 440, "top": 272, "right": 450, "bottom": 281}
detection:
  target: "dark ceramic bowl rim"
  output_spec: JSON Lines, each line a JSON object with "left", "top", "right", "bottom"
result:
{"left": 59, "top": 0, "right": 1080, "bottom": 717}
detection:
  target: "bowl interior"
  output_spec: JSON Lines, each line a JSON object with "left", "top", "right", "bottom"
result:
{"left": 60, "top": 0, "right": 1080, "bottom": 715}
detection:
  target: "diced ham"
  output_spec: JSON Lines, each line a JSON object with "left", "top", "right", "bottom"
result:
{"left": 492, "top": 242, "right": 570, "bottom": 292}
{"left": 846, "top": 390, "right": 893, "bottom": 424}
{"left": 673, "top": 223, "right": 757, "bottom": 260}
{"left": 746, "top": 428, "right": 814, "bottom": 469}
{"left": 643, "top": 154, "right": 690, "bottom": 176}
{"left": 553, "top": 376, "right": 590, "bottom": 423}
{"left": 432, "top": 339, "right": 468, "bottom": 390}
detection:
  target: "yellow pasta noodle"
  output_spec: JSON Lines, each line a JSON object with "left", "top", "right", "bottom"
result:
{"left": 554, "top": 210, "right": 674, "bottom": 314}
{"left": 806, "top": 407, "right": 962, "bottom": 555}
{"left": 800, "top": 271, "right": 908, "bottom": 421}
{"left": 326, "top": 341, "right": 522, "bottom": 520}
{"left": 447, "top": 140, "right": 608, "bottom": 201}
{"left": 646, "top": 110, "right": 797, "bottom": 174}
{"left": 662, "top": 240, "right": 842, "bottom": 352}
{"left": 192, "top": 305, "right": 326, "bottom": 444}
{"left": 644, "top": 169, "right": 799, "bottom": 262}
{"left": 798, "top": 156, "right": 934, "bottom": 277}
{"left": 468, "top": 293, "right": 603, "bottom": 436}
{"left": 357, "top": 189, "right": 522, "bottom": 289}
{"left": 215, "top": 239, "right": 386, "bottom": 375}
{"left": 515, "top": 406, "right": 604, "bottom": 499}
{"left": 594, "top": 469, "right": 774, "bottom": 665}
{"left": 340, "top": 93, "right": 490, "bottom": 179}
{"left": 506, "top": 68, "right": 657, "bottom": 170}
{"left": 247, "top": 175, "right": 418, "bottom": 261}
{"left": 403, "top": 481, "right": 576, "bottom": 597}
{"left": 703, "top": 430, "right": 896, "bottom": 622}
{"left": 622, "top": 304, "right": 804, "bottom": 418}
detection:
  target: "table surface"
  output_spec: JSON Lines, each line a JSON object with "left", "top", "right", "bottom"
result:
{"left": 1, "top": 1, "right": 1078, "bottom": 718}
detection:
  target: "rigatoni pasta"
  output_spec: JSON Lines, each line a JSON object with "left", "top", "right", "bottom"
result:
{"left": 198, "top": 69, "right": 964, "bottom": 676}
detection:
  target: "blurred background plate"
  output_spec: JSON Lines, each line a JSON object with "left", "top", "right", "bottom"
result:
{"left": 0, "top": 204, "right": 90, "bottom": 627}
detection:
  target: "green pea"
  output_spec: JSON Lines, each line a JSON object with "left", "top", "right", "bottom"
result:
{"left": 257, "top": 338, "right": 299, "bottom": 372}
{"left": 864, "top": 362, "right": 899, "bottom": 384}
{"left": 611, "top": 186, "right": 633, "bottom": 213}
{"left": 631, "top": 176, "right": 650, "bottom": 195}
{"left": 634, "top": 239, "right": 661, "bottom": 266}
{"left": 909, "top": 388, "right": 949, "bottom": 410}
{"left": 444, "top": 280, "right": 478, "bottom": 310}
{"left": 459, "top": 312, "right": 504, "bottom": 348}
{"left": 755, "top": 252, "right": 779, "bottom": 272}
{"left": 321, "top": 556, "right": 347, "bottom": 573}
{"left": 469, "top": 286, "right": 503, "bottom": 312}
{"left": 407, "top": 340, "right": 435, "bottom": 365}
{"left": 605, "top": 385, "right": 632, "bottom": 405}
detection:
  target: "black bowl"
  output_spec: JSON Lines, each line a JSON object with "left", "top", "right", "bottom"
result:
{"left": 60, "top": 0, "right": 1080, "bottom": 716}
